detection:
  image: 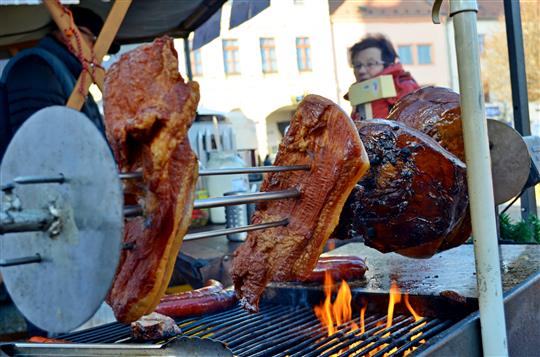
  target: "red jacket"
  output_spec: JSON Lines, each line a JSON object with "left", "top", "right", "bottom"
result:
{"left": 347, "top": 63, "right": 420, "bottom": 120}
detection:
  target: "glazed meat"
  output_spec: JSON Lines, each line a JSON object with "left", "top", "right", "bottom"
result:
{"left": 232, "top": 95, "right": 370, "bottom": 312}
{"left": 104, "top": 36, "right": 199, "bottom": 323}
{"left": 387, "top": 86, "right": 471, "bottom": 252}
{"left": 345, "top": 119, "right": 469, "bottom": 258}
{"left": 387, "top": 86, "right": 464, "bottom": 161}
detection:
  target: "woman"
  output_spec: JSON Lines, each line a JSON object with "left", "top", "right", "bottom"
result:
{"left": 346, "top": 34, "right": 419, "bottom": 120}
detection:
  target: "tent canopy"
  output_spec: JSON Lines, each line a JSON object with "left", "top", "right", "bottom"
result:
{"left": 0, "top": 0, "right": 271, "bottom": 58}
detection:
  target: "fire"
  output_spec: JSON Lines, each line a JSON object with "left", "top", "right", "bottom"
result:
{"left": 386, "top": 282, "right": 402, "bottom": 328}
{"left": 313, "top": 275, "right": 427, "bottom": 356}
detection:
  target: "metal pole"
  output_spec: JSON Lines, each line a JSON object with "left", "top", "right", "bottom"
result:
{"left": 450, "top": 0, "right": 508, "bottom": 356}
{"left": 503, "top": 0, "right": 536, "bottom": 219}
{"left": 183, "top": 37, "right": 193, "bottom": 81}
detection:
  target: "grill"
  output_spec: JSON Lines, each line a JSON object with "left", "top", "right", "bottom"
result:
{"left": 57, "top": 303, "right": 455, "bottom": 357}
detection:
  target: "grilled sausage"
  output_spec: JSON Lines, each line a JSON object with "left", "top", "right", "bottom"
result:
{"left": 159, "top": 279, "right": 223, "bottom": 303}
{"left": 297, "top": 255, "right": 367, "bottom": 283}
{"left": 155, "top": 280, "right": 237, "bottom": 318}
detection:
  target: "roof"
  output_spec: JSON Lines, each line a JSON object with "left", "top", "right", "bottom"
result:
{"left": 0, "top": 0, "right": 225, "bottom": 57}
{"left": 329, "top": 0, "right": 503, "bottom": 22}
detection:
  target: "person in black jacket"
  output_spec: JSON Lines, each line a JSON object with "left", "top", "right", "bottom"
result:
{"left": 1, "top": 6, "right": 119, "bottom": 159}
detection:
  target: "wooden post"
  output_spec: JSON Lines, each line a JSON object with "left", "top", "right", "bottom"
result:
{"left": 42, "top": 0, "right": 131, "bottom": 111}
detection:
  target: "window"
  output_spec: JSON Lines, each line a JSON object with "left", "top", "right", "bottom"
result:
{"left": 260, "top": 38, "right": 277, "bottom": 73}
{"left": 398, "top": 45, "right": 413, "bottom": 65}
{"left": 296, "top": 37, "right": 312, "bottom": 71}
{"left": 190, "top": 41, "right": 203, "bottom": 76}
{"left": 417, "top": 44, "right": 433, "bottom": 64}
{"left": 223, "top": 39, "right": 240, "bottom": 75}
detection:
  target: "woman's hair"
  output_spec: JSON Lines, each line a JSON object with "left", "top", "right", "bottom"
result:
{"left": 349, "top": 33, "right": 398, "bottom": 67}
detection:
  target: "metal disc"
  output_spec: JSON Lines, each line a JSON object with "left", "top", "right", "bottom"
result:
{"left": 488, "top": 119, "right": 530, "bottom": 205}
{"left": 0, "top": 106, "right": 123, "bottom": 333}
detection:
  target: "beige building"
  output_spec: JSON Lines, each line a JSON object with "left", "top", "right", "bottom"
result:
{"left": 177, "top": 0, "right": 338, "bottom": 159}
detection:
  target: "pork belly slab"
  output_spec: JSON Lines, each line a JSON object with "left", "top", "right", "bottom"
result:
{"left": 231, "top": 95, "right": 370, "bottom": 312}
{"left": 104, "top": 36, "right": 199, "bottom": 323}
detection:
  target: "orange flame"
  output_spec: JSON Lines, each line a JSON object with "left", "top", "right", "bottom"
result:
{"left": 404, "top": 294, "right": 422, "bottom": 322}
{"left": 313, "top": 277, "right": 426, "bottom": 356}
{"left": 386, "top": 282, "right": 402, "bottom": 328}
{"left": 360, "top": 305, "right": 367, "bottom": 334}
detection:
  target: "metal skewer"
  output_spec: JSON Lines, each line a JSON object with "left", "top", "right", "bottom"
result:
{"left": 118, "top": 165, "right": 311, "bottom": 180}
{"left": 184, "top": 219, "right": 288, "bottom": 241}
{"left": 193, "top": 188, "right": 300, "bottom": 209}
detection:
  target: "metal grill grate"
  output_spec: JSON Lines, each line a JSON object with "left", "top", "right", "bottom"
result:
{"left": 58, "top": 303, "right": 454, "bottom": 356}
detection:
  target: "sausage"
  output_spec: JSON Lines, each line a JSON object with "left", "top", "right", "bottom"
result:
{"left": 155, "top": 289, "right": 237, "bottom": 318}
{"left": 159, "top": 279, "right": 223, "bottom": 303}
{"left": 28, "top": 336, "right": 68, "bottom": 343}
{"left": 155, "top": 280, "right": 237, "bottom": 318}
{"left": 297, "top": 256, "right": 367, "bottom": 283}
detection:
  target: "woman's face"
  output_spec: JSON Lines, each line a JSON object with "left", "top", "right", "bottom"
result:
{"left": 352, "top": 47, "right": 385, "bottom": 82}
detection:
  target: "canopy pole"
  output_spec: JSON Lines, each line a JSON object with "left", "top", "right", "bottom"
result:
{"left": 183, "top": 37, "right": 193, "bottom": 81}
{"left": 503, "top": 0, "right": 536, "bottom": 219}
{"left": 448, "top": 1, "right": 509, "bottom": 355}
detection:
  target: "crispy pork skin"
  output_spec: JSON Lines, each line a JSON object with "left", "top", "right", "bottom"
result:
{"left": 387, "top": 86, "right": 464, "bottom": 161}
{"left": 345, "top": 119, "right": 468, "bottom": 258}
{"left": 231, "top": 95, "right": 370, "bottom": 312}
{"left": 104, "top": 36, "right": 199, "bottom": 323}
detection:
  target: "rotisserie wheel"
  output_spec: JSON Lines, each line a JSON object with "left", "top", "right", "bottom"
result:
{"left": 104, "top": 36, "right": 199, "bottom": 323}
{"left": 345, "top": 119, "right": 469, "bottom": 258}
{"left": 232, "top": 94, "right": 370, "bottom": 312}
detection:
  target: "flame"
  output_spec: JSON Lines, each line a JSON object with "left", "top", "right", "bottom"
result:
{"left": 360, "top": 305, "right": 367, "bottom": 334}
{"left": 313, "top": 277, "right": 427, "bottom": 356}
{"left": 404, "top": 294, "right": 422, "bottom": 322}
{"left": 386, "top": 282, "right": 402, "bottom": 328}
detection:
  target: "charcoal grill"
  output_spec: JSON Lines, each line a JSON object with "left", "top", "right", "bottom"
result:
{"left": 49, "top": 303, "right": 454, "bottom": 357}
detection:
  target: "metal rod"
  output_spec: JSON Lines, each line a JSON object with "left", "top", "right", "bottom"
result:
{"left": 118, "top": 172, "right": 142, "bottom": 180}
{"left": 184, "top": 219, "right": 288, "bottom": 241}
{"left": 119, "top": 165, "right": 310, "bottom": 180}
{"left": 0, "top": 210, "right": 55, "bottom": 234}
{"left": 503, "top": 0, "right": 537, "bottom": 218}
{"left": 123, "top": 205, "right": 143, "bottom": 218}
{"left": 0, "top": 254, "right": 41, "bottom": 267}
{"left": 450, "top": 0, "right": 509, "bottom": 355}
{"left": 199, "top": 165, "right": 310, "bottom": 176}
{"left": 193, "top": 189, "right": 300, "bottom": 209}
{"left": 13, "top": 174, "right": 65, "bottom": 185}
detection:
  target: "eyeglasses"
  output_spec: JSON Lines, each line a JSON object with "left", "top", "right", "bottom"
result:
{"left": 352, "top": 61, "right": 386, "bottom": 71}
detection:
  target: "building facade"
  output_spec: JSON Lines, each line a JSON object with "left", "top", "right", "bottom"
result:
{"left": 174, "top": 0, "right": 505, "bottom": 158}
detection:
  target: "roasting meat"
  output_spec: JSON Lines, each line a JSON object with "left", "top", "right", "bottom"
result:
{"left": 104, "top": 37, "right": 199, "bottom": 322}
{"left": 387, "top": 86, "right": 464, "bottom": 161}
{"left": 232, "top": 95, "right": 370, "bottom": 312}
{"left": 131, "top": 312, "right": 181, "bottom": 341}
{"left": 342, "top": 119, "right": 469, "bottom": 258}
{"left": 388, "top": 86, "right": 471, "bottom": 252}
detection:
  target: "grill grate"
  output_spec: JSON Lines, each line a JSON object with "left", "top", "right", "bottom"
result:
{"left": 58, "top": 303, "right": 454, "bottom": 356}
